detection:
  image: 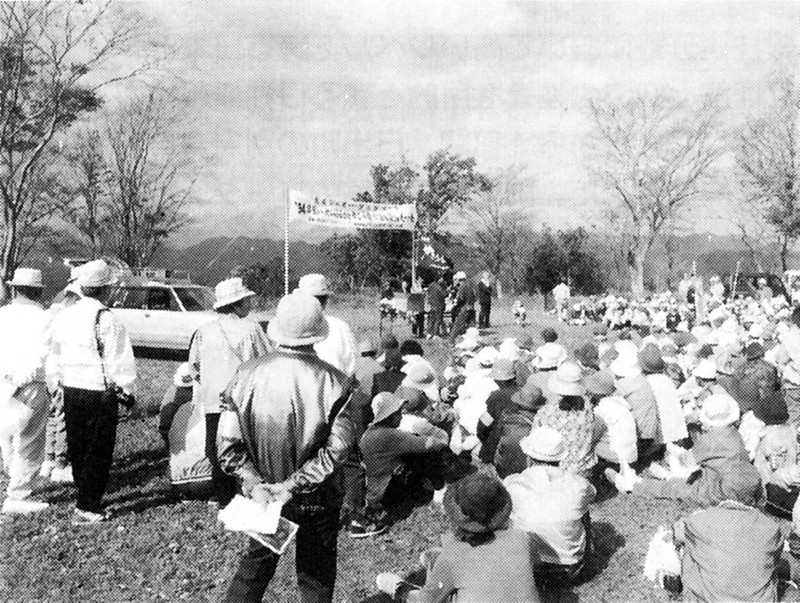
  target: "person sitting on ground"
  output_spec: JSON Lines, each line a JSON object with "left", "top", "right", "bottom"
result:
{"left": 372, "top": 348, "right": 406, "bottom": 399}
{"left": 493, "top": 380, "right": 546, "bottom": 478}
{"left": 672, "top": 470, "right": 783, "bottom": 602}
{"left": 607, "top": 394, "right": 762, "bottom": 508}
{"left": 528, "top": 335, "right": 567, "bottom": 406}
{"left": 355, "top": 392, "right": 448, "bottom": 538}
{"left": 585, "top": 371, "right": 638, "bottom": 474}
{"left": 504, "top": 426, "right": 596, "bottom": 587}
{"left": 476, "top": 359, "right": 520, "bottom": 465}
{"left": 533, "top": 362, "right": 596, "bottom": 479}
{"left": 400, "top": 361, "right": 455, "bottom": 433}
{"left": 574, "top": 342, "right": 600, "bottom": 376}
{"left": 640, "top": 344, "right": 688, "bottom": 447}
{"left": 399, "top": 472, "right": 540, "bottom": 602}
{"left": 660, "top": 342, "right": 686, "bottom": 388}
{"left": 736, "top": 341, "right": 780, "bottom": 403}
{"left": 400, "top": 339, "right": 424, "bottom": 362}
{"left": 158, "top": 363, "right": 194, "bottom": 447}
{"left": 610, "top": 341, "right": 662, "bottom": 468}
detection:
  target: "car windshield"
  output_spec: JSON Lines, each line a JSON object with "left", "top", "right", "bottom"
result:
{"left": 174, "top": 287, "right": 215, "bottom": 311}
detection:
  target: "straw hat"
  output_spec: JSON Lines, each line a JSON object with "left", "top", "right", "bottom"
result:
{"left": 214, "top": 277, "right": 255, "bottom": 310}
{"left": 371, "top": 392, "right": 405, "bottom": 424}
{"left": 266, "top": 291, "right": 329, "bottom": 346}
{"left": 173, "top": 363, "right": 193, "bottom": 387}
{"left": 548, "top": 361, "right": 586, "bottom": 397}
{"left": 699, "top": 393, "right": 740, "bottom": 428}
{"left": 297, "top": 273, "right": 332, "bottom": 297}
{"left": 520, "top": 426, "right": 567, "bottom": 462}
{"left": 7, "top": 267, "right": 43, "bottom": 288}
{"left": 78, "top": 259, "right": 115, "bottom": 288}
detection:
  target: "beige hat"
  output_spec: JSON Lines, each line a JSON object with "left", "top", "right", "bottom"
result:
{"left": 214, "top": 277, "right": 255, "bottom": 310}
{"left": 267, "top": 291, "right": 329, "bottom": 346}
{"left": 490, "top": 358, "right": 516, "bottom": 382}
{"left": 401, "top": 361, "right": 440, "bottom": 401}
{"left": 8, "top": 267, "right": 43, "bottom": 288}
{"left": 699, "top": 393, "right": 740, "bottom": 428}
{"left": 532, "top": 342, "right": 568, "bottom": 370}
{"left": 298, "top": 273, "right": 332, "bottom": 297}
{"left": 520, "top": 426, "right": 567, "bottom": 462}
{"left": 173, "top": 362, "right": 193, "bottom": 387}
{"left": 694, "top": 359, "right": 717, "bottom": 380}
{"left": 78, "top": 259, "right": 115, "bottom": 287}
{"left": 371, "top": 392, "right": 405, "bottom": 424}
{"left": 548, "top": 361, "right": 586, "bottom": 397}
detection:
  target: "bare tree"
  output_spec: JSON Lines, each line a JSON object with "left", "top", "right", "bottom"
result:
{"left": 103, "top": 91, "right": 195, "bottom": 267}
{"left": 0, "top": 1, "right": 153, "bottom": 289}
{"left": 587, "top": 94, "right": 725, "bottom": 297}
{"left": 64, "top": 128, "right": 109, "bottom": 258}
{"left": 465, "top": 166, "right": 532, "bottom": 288}
{"left": 737, "top": 74, "right": 800, "bottom": 272}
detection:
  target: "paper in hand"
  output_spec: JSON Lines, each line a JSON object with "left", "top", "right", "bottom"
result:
{"left": 218, "top": 495, "right": 299, "bottom": 555}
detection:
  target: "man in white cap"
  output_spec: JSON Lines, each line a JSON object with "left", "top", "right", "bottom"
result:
{"left": 504, "top": 426, "right": 596, "bottom": 586}
{"left": 49, "top": 259, "right": 137, "bottom": 524}
{"left": 189, "top": 276, "right": 269, "bottom": 507}
{"left": 0, "top": 268, "right": 52, "bottom": 514}
{"left": 297, "top": 273, "right": 357, "bottom": 376}
{"left": 217, "top": 290, "right": 356, "bottom": 603}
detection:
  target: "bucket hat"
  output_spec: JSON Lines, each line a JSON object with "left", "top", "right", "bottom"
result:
{"left": 699, "top": 393, "right": 740, "bottom": 428}
{"left": 214, "top": 277, "right": 255, "bottom": 310}
{"left": 548, "top": 361, "right": 586, "bottom": 397}
{"left": 266, "top": 291, "right": 329, "bottom": 346}
{"left": 400, "top": 361, "right": 440, "bottom": 401}
{"left": 77, "top": 259, "right": 115, "bottom": 288}
{"left": 584, "top": 371, "right": 616, "bottom": 397}
{"left": 371, "top": 392, "right": 405, "bottom": 424}
{"left": 520, "top": 425, "right": 567, "bottom": 462}
{"left": 297, "top": 273, "right": 332, "bottom": 297}
{"left": 489, "top": 358, "right": 515, "bottom": 382}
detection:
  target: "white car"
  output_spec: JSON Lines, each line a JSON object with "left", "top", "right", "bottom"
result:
{"left": 108, "top": 282, "right": 219, "bottom": 355}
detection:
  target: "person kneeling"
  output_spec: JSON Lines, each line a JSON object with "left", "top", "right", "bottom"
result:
{"left": 353, "top": 392, "right": 448, "bottom": 538}
{"left": 504, "top": 426, "right": 596, "bottom": 587}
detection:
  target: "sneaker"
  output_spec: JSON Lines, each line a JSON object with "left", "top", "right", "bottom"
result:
{"left": 39, "top": 460, "right": 55, "bottom": 479}
{"left": 72, "top": 509, "right": 107, "bottom": 525}
{"left": 2, "top": 499, "right": 49, "bottom": 514}
{"left": 604, "top": 468, "right": 636, "bottom": 493}
{"left": 50, "top": 466, "right": 74, "bottom": 484}
{"left": 349, "top": 518, "right": 389, "bottom": 539}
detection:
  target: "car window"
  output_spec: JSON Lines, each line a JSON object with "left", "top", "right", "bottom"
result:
{"left": 174, "top": 287, "right": 215, "bottom": 311}
{"left": 110, "top": 287, "right": 148, "bottom": 309}
{"left": 147, "top": 288, "right": 176, "bottom": 311}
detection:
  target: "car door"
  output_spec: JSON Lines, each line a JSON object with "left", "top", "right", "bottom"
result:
{"left": 108, "top": 287, "right": 154, "bottom": 347}
{"left": 142, "top": 287, "right": 184, "bottom": 349}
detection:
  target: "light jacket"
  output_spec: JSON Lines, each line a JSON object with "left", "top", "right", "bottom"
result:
{"left": 314, "top": 314, "right": 357, "bottom": 377}
{"left": 0, "top": 298, "right": 50, "bottom": 387}
{"left": 647, "top": 373, "right": 688, "bottom": 444}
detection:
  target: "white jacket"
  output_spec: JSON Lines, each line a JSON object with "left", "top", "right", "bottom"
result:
{"left": 49, "top": 297, "right": 136, "bottom": 393}
{"left": 647, "top": 373, "right": 689, "bottom": 444}
{"left": 314, "top": 314, "right": 357, "bottom": 376}
{"left": 0, "top": 298, "right": 51, "bottom": 387}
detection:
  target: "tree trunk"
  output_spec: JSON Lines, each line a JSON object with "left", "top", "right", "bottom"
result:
{"left": 781, "top": 237, "right": 790, "bottom": 273}
{"left": 628, "top": 249, "right": 646, "bottom": 298}
{"left": 0, "top": 219, "right": 18, "bottom": 303}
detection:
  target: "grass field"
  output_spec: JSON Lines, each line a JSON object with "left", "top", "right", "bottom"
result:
{"left": 0, "top": 296, "right": 794, "bottom": 602}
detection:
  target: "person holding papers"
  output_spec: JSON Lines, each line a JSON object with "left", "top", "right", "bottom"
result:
{"left": 217, "top": 291, "right": 356, "bottom": 603}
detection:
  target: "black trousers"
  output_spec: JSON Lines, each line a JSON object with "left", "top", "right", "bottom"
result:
{"left": 204, "top": 412, "right": 237, "bottom": 506}
{"left": 427, "top": 308, "right": 445, "bottom": 337}
{"left": 63, "top": 387, "right": 118, "bottom": 514}
{"left": 478, "top": 302, "right": 491, "bottom": 328}
{"left": 224, "top": 483, "right": 343, "bottom": 603}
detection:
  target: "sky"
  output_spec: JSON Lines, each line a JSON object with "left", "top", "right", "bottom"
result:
{"left": 133, "top": 0, "right": 800, "bottom": 244}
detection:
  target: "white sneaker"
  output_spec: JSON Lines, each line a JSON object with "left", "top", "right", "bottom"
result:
{"left": 72, "top": 509, "right": 107, "bottom": 525}
{"left": 2, "top": 498, "right": 49, "bottom": 514}
{"left": 50, "top": 466, "right": 74, "bottom": 484}
{"left": 39, "top": 460, "right": 55, "bottom": 479}
{"left": 648, "top": 462, "right": 671, "bottom": 481}
{"left": 604, "top": 468, "right": 640, "bottom": 493}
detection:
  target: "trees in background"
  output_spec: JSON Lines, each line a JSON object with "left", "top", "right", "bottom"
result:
{"left": 524, "top": 227, "right": 605, "bottom": 295}
{"left": 587, "top": 93, "right": 725, "bottom": 297}
{"left": 737, "top": 74, "right": 800, "bottom": 272}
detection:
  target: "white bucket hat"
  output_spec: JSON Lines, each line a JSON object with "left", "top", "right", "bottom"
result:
{"left": 520, "top": 426, "right": 567, "bottom": 462}
{"left": 610, "top": 341, "right": 642, "bottom": 378}
{"left": 297, "top": 273, "right": 332, "bottom": 297}
{"left": 532, "top": 342, "right": 568, "bottom": 370}
{"left": 401, "top": 361, "right": 440, "bottom": 401}
{"left": 267, "top": 291, "right": 329, "bottom": 346}
{"left": 371, "top": 392, "right": 406, "bottom": 424}
{"left": 693, "top": 359, "right": 717, "bottom": 380}
{"left": 214, "top": 277, "right": 255, "bottom": 310}
{"left": 699, "top": 393, "right": 740, "bottom": 428}
{"left": 548, "top": 361, "right": 586, "bottom": 397}
{"left": 7, "top": 267, "right": 43, "bottom": 288}
{"left": 78, "top": 259, "right": 115, "bottom": 288}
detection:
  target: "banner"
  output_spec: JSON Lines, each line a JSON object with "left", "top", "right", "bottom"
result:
{"left": 289, "top": 190, "right": 416, "bottom": 231}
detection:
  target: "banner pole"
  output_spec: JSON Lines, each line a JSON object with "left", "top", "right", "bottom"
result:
{"left": 284, "top": 188, "right": 290, "bottom": 296}
{"left": 411, "top": 229, "right": 417, "bottom": 285}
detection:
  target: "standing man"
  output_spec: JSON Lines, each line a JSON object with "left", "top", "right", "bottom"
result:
{"left": 189, "top": 277, "right": 269, "bottom": 507}
{"left": 426, "top": 276, "right": 447, "bottom": 338}
{"left": 552, "top": 280, "right": 571, "bottom": 323}
{"left": 49, "top": 260, "right": 136, "bottom": 524}
{"left": 449, "top": 271, "right": 476, "bottom": 344}
{"left": 218, "top": 291, "right": 356, "bottom": 603}
{"left": 0, "top": 268, "right": 52, "bottom": 514}
{"left": 477, "top": 271, "right": 493, "bottom": 329}
{"left": 298, "top": 273, "right": 358, "bottom": 376}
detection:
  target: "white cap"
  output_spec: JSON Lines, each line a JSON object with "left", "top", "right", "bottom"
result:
{"left": 78, "top": 260, "right": 115, "bottom": 287}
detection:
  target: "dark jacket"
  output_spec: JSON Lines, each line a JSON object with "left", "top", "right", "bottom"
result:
{"left": 477, "top": 281, "right": 492, "bottom": 305}
{"left": 372, "top": 370, "right": 405, "bottom": 399}
{"left": 477, "top": 385, "right": 518, "bottom": 463}
{"left": 494, "top": 408, "right": 536, "bottom": 478}
{"left": 736, "top": 358, "right": 780, "bottom": 402}
{"left": 427, "top": 282, "right": 446, "bottom": 311}
{"left": 452, "top": 281, "right": 475, "bottom": 316}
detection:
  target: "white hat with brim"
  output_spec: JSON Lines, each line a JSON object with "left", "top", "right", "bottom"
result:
{"left": 401, "top": 361, "right": 440, "bottom": 401}
{"left": 520, "top": 426, "right": 567, "bottom": 462}
{"left": 610, "top": 354, "right": 641, "bottom": 379}
{"left": 267, "top": 291, "right": 329, "bottom": 347}
{"left": 532, "top": 343, "right": 568, "bottom": 370}
{"left": 77, "top": 259, "right": 115, "bottom": 288}
{"left": 699, "top": 393, "right": 740, "bottom": 428}
{"left": 7, "top": 267, "right": 43, "bottom": 288}
{"left": 371, "top": 392, "right": 406, "bottom": 424}
{"left": 454, "top": 271, "right": 467, "bottom": 280}
{"left": 694, "top": 359, "right": 717, "bottom": 380}
{"left": 214, "top": 277, "right": 256, "bottom": 310}
{"left": 297, "top": 273, "right": 332, "bottom": 297}
{"left": 548, "top": 361, "right": 586, "bottom": 397}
